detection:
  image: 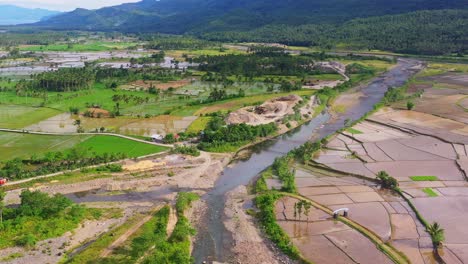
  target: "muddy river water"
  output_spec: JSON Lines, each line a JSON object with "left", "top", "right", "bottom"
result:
{"left": 192, "top": 58, "right": 423, "bottom": 263}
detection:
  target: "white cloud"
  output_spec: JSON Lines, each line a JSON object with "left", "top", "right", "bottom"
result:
{"left": 0, "top": 0, "right": 141, "bottom": 11}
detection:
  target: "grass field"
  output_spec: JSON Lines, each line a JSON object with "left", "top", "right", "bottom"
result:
{"left": 0, "top": 132, "right": 167, "bottom": 161}
{"left": 165, "top": 47, "right": 246, "bottom": 60}
{"left": 18, "top": 42, "right": 138, "bottom": 52}
{"left": 418, "top": 63, "right": 468, "bottom": 77}
{"left": 0, "top": 104, "right": 62, "bottom": 129}
{"left": 346, "top": 128, "right": 363, "bottom": 134}
{"left": 422, "top": 188, "right": 439, "bottom": 197}
{"left": 75, "top": 135, "right": 168, "bottom": 157}
{"left": 186, "top": 117, "right": 212, "bottom": 134}
{"left": 410, "top": 176, "right": 439, "bottom": 181}
{"left": 0, "top": 132, "right": 92, "bottom": 161}
{"left": 339, "top": 59, "right": 395, "bottom": 72}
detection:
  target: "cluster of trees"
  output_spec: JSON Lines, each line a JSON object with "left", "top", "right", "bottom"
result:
{"left": 143, "top": 36, "right": 215, "bottom": 50}
{"left": 198, "top": 116, "right": 277, "bottom": 151}
{"left": 95, "top": 67, "right": 184, "bottom": 84}
{"left": 171, "top": 145, "right": 201, "bottom": 157}
{"left": 292, "top": 140, "right": 322, "bottom": 164}
{"left": 0, "top": 189, "right": 92, "bottom": 249}
{"left": 345, "top": 63, "right": 375, "bottom": 75}
{"left": 0, "top": 148, "right": 127, "bottom": 180}
{"left": 0, "top": 31, "right": 75, "bottom": 46}
{"left": 130, "top": 51, "right": 165, "bottom": 65}
{"left": 15, "top": 68, "right": 94, "bottom": 92}
{"left": 272, "top": 155, "right": 297, "bottom": 193}
{"left": 195, "top": 53, "right": 316, "bottom": 77}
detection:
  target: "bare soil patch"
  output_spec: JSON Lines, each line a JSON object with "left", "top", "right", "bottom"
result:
{"left": 226, "top": 94, "right": 304, "bottom": 126}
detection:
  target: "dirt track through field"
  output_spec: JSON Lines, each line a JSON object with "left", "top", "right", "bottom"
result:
{"left": 100, "top": 205, "right": 163, "bottom": 258}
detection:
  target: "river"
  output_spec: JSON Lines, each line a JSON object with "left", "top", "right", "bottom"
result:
{"left": 192, "top": 58, "right": 423, "bottom": 263}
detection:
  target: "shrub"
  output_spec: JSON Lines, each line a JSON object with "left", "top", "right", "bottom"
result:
{"left": 171, "top": 146, "right": 201, "bottom": 157}
{"left": 376, "top": 171, "right": 398, "bottom": 190}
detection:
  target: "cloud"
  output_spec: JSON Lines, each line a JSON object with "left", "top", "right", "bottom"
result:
{"left": 0, "top": 0, "right": 141, "bottom": 11}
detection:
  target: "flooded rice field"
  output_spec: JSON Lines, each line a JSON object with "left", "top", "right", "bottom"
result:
{"left": 314, "top": 99, "right": 468, "bottom": 263}
{"left": 0, "top": 49, "right": 189, "bottom": 77}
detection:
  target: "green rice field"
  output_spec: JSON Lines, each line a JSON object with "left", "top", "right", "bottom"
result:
{"left": 0, "top": 132, "right": 168, "bottom": 161}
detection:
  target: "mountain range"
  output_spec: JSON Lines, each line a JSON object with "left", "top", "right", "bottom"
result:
{"left": 0, "top": 5, "right": 60, "bottom": 25}
{"left": 34, "top": 0, "right": 468, "bottom": 33}
{"left": 23, "top": 0, "right": 468, "bottom": 55}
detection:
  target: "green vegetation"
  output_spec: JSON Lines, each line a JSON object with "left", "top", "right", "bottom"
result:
{"left": 0, "top": 253, "right": 23, "bottom": 262}
{"left": 0, "top": 135, "right": 167, "bottom": 181}
{"left": 376, "top": 171, "right": 399, "bottom": 190}
{"left": 143, "top": 192, "right": 198, "bottom": 264}
{"left": 0, "top": 133, "right": 167, "bottom": 162}
{"left": 292, "top": 140, "right": 322, "bottom": 164}
{"left": 410, "top": 176, "right": 439, "bottom": 181}
{"left": 198, "top": 115, "right": 277, "bottom": 152}
{"left": 0, "top": 190, "right": 101, "bottom": 249}
{"left": 64, "top": 211, "right": 151, "bottom": 264}
{"left": 272, "top": 155, "right": 297, "bottom": 193}
{"left": 347, "top": 128, "right": 363, "bottom": 135}
{"left": 75, "top": 136, "right": 168, "bottom": 158}
{"left": 171, "top": 145, "right": 201, "bottom": 157}
{"left": 186, "top": 117, "right": 212, "bottom": 133}
{"left": 422, "top": 188, "right": 438, "bottom": 197}
{"left": 427, "top": 222, "right": 445, "bottom": 248}
{"left": 0, "top": 147, "right": 126, "bottom": 180}
{"left": 81, "top": 192, "right": 200, "bottom": 263}
{"left": 0, "top": 132, "right": 91, "bottom": 161}
{"left": 0, "top": 105, "right": 61, "bottom": 129}
{"left": 204, "top": 9, "right": 468, "bottom": 56}
{"left": 255, "top": 193, "right": 301, "bottom": 259}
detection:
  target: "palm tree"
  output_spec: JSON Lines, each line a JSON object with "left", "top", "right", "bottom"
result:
{"left": 427, "top": 222, "right": 445, "bottom": 248}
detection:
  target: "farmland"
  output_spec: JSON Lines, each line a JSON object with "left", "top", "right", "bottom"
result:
{"left": 0, "top": 132, "right": 167, "bottom": 161}
{"left": 0, "top": 34, "right": 430, "bottom": 264}
{"left": 304, "top": 62, "right": 468, "bottom": 263}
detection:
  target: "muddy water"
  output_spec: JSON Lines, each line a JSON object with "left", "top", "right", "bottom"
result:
{"left": 192, "top": 58, "right": 422, "bottom": 263}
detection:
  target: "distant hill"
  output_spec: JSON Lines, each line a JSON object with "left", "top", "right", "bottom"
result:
{"left": 0, "top": 5, "right": 61, "bottom": 25}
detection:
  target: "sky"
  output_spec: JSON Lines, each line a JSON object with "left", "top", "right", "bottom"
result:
{"left": 0, "top": 0, "right": 141, "bottom": 11}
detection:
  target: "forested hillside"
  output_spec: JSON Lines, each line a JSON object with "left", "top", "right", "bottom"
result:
{"left": 203, "top": 10, "right": 468, "bottom": 55}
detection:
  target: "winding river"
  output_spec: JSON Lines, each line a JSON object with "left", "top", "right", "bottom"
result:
{"left": 192, "top": 58, "right": 423, "bottom": 263}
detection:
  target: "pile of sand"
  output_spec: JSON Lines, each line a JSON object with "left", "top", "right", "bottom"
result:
{"left": 226, "top": 94, "right": 302, "bottom": 126}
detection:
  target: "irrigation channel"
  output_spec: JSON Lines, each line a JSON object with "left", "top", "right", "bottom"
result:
{"left": 192, "top": 58, "right": 423, "bottom": 263}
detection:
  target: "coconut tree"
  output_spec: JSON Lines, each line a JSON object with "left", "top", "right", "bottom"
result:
{"left": 427, "top": 222, "right": 445, "bottom": 248}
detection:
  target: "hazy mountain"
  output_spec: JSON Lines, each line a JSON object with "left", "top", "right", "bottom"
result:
{"left": 0, "top": 5, "right": 61, "bottom": 25}
{"left": 34, "top": 0, "right": 468, "bottom": 33}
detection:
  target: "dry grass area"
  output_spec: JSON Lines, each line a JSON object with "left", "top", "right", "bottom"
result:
{"left": 81, "top": 115, "right": 197, "bottom": 136}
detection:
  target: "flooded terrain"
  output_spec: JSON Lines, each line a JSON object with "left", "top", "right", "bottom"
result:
{"left": 0, "top": 49, "right": 191, "bottom": 77}
{"left": 313, "top": 72, "right": 468, "bottom": 263}
{"left": 192, "top": 58, "right": 423, "bottom": 263}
